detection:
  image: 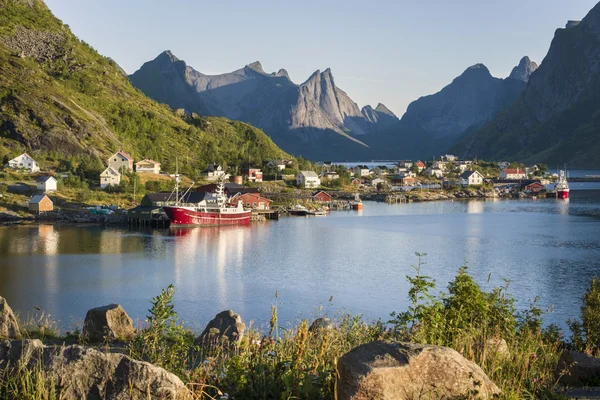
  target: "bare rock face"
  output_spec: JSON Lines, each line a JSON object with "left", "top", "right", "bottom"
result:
{"left": 83, "top": 304, "right": 135, "bottom": 342}
{"left": 3, "top": 27, "right": 66, "bottom": 63}
{"left": 0, "top": 339, "right": 192, "bottom": 399}
{"left": 197, "top": 310, "right": 245, "bottom": 345}
{"left": 0, "top": 296, "right": 20, "bottom": 339}
{"left": 508, "top": 56, "right": 539, "bottom": 83}
{"left": 556, "top": 350, "right": 600, "bottom": 385}
{"left": 337, "top": 340, "right": 501, "bottom": 400}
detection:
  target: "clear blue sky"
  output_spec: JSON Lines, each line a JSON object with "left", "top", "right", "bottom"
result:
{"left": 46, "top": 0, "right": 599, "bottom": 116}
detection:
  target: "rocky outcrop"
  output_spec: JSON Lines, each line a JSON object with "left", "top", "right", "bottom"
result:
{"left": 0, "top": 296, "right": 20, "bottom": 339}
{"left": 3, "top": 26, "right": 66, "bottom": 63}
{"left": 337, "top": 340, "right": 500, "bottom": 400}
{"left": 197, "top": 310, "right": 245, "bottom": 345}
{"left": 508, "top": 56, "right": 538, "bottom": 83}
{"left": 309, "top": 317, "right": 333, "bottom": 333}
{"left": 82, "top": 304, "right": 135, "bottom": 342}
{"left": 0, "top": 339, "right": 192, "bottom": 399}
{"left": 556, "top": 350, "right": 600, "bottom": 386}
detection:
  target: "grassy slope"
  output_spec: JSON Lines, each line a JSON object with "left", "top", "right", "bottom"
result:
{"left": 0, "top": 0, "right": 290, "bottom": 176}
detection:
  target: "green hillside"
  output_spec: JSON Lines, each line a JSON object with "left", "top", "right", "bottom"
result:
{"left": 0, "top": 0, "right": 290, "bottom": 177}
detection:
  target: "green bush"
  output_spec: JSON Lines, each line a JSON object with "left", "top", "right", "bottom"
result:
{"left": 568, "top": 276, "right": 600, "bottom": 354}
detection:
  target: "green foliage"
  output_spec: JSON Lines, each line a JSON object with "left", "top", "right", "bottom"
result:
{"left": 568, "top": 276, "right": 600, "bottom": 354}
{"left": 129, "top": 284, "right": 193, "bottom": 377}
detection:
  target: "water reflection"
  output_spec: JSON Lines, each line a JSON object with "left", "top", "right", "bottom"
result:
{"left": 1, "top": 193, "right": 600, "bottom": 330}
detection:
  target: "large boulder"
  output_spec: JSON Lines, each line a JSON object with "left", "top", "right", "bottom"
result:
{"left": 0, "top": 339, "right": 192, "bottom": 399}
{"left": 337, "top": 340, "right": 501, "bottom": 400}
{"left": 197, "top": 310, "right": 245, "bottom": 345}
{"left": 556, "top": 350, "right": 600, "bottom": 386}
{"left": 0, "top": 296, "right": 20, "bottom": 339}
{"left": 83, "top": 304, "right": 135, "bottom": 342}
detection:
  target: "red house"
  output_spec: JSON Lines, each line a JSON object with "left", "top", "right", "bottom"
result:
{"left": 231, "top": 192, "right": 271, "bottom": 210}
{"left": 312, "top": 190, "right": 332, "bottom": 203}
{"left": 525, "top": 182, "right": 545, "bottom": 193}
{"left": 244, "top": 168, "right": 263, "bottom": 183}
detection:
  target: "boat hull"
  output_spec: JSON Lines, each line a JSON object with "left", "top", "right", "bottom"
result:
{"left": 351, "top": 203, "right": 363, "bottom": 210}
{"left": 557, "top": 190, "right": 570, "bottom": 199}
{"left": 163, "top": 206, "right": 251, "bottom": 226}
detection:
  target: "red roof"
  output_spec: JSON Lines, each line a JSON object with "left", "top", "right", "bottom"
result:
{"left": 116, "top": 150, "right": 133, "bottom": 161}
{"left": 503, "top": 168, "right": 525, "bottom": 174}
{"left": 416, "top": 161, "right": 425, "bottom": 167}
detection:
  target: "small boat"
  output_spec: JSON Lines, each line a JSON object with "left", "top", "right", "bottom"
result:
{"left": 554, "top": 170, "right": 570, "bottom": 199}
{"left": 350, "top": 193, "right": 363, "bottom": 210}
{"left": 307, "top": 210, "right": 327, "bottom": 216}
{"left": 289, "top": 205, "right": 308, "bottom": 216}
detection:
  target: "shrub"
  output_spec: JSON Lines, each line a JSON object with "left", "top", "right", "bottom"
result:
{"left": 568, "top": 276, "right": 600, "bottom": 354}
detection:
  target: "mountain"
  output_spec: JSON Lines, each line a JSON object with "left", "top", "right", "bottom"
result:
{"left": 455, "top": 3, "right": 600, "bottom": 167}
{"left": 130, "top": 53, "right": 400, "bottom": 160}
{"left": 0, "top": 0, "right": 289, "bottom": 175}
{"left": 363, "top": 58, "right": 535, "bottom": 159}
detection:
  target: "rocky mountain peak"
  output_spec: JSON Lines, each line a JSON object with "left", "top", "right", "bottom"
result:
{"left": 375, "top": 103, "right": 396, "bottom": 117}
{"left": 274, "top": 68, "right": 290, "bottom": 79}
{"left": 566, "top": 20, "right": 581, "bottom": 28}
{"left": 508, "top": 56, "right": 538, "bottom": 82}
{"left": 153, "top": 50, "right": 181, "bottom": 68}
{"left": 246, "top": 61, "right": 264, "bottom": 73}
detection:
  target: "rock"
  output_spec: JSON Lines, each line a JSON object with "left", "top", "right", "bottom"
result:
{"left": 309, "top": 317, "right": 333, "bottom": 333}
{"left": 485, "top": 338, "right": 509, "bottom": 358}
{"left": 83, "top": 304, "right": 135, "bottom": 342}
{"left": 337, "top": 340, "right": 500, "bottom": 400}
{"left": 556, "top": 350, "right": 600, "bottom": 386}
{"left": 0, "top": 339, "right": 192, "bottom": 399}
{"left": 0, "top": 296, "right": 20, "bottom": 339}
{"left": 197, "top": 310, "right": 245, "bottom": 345}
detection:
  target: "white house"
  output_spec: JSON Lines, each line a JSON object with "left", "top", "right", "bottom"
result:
{"left": 371, "top": 177, "right": 386, "bottom": 187}
{"left": 7, "top": 153, "right": 39, "bottom": 172}
{"left": 268, "top": 159, "right": 290, "bottom": 171}
{"left": 444, "top": 154, "right": 457, "bottom": 162}
{"left": 353, "top": 165, "right": 371, "bottom": 177}
{"left": 36, "top": 176, "right": 57, "bottom": 192}
{"left": 500, "top": 168, "right": 527, "bottom": 180}
{"left": 459, "top": 170, "right": 484, "bottom": 186}
{"left": 433, "top": 161, "right": 447, "bottom": 171}
{"left": 100, "top": 167, "right": 121, "bottom": 188}
{"left": 296, "top": 171, "right": 321, "bottom": 188}
{"left": 201, "top": 163, "right": 228, "bottom": 181}
{"left": 426, "top": 167, "right": 444, "bottom": 179}
{"left": 322, "top": 171, "right": 340, "bottom": 180}
{"left": 135, "top": 159, "right": 161, "bottom": 174}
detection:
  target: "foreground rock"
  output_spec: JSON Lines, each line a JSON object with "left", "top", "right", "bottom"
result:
{"left": 197, "top": 310, "right": 245, "bottom": 345}
{"left": 83, "top": 304, "right": 135, "bottom": 342}
{"left": 0, "top": 296, "right": 20, "bottom": 339}
{"left": 337, "top": 340, "right": 500, "bottom": 399}
{"left": 482, "top": 337, "right": 510, "bottom": 359}
{"left": 309, "top": 317, "right": 333, "bottom": 333}
{"left": 0, "top": 339, "right": 192, "bottom": 399}
{"left": 556, "top": 350, "right": 600, "bottom": 386}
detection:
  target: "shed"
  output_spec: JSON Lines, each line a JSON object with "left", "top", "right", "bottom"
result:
{"left": 29, "top": 194, "right": 53, "bottom": 213}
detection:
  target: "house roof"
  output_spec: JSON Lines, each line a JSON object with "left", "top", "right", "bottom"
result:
{"left": 231, "top": 192, "right": 270, "bottom": 202}
{"left": 30, "top": 194, "right": 50, "bottom": 204}
{"left": 459, "top": 170, "right": 481, "bottom": 179}
{"left": 143, "top": 192, "right": 174, "bottom": 203}
{"left": 415, "top": 161, "right": 426, "bottom": 167}
{"left": 202, "top": 163, "right": 222, "bottom": 173}
{"left": 36, "top": 176, "right": 56, "bottom": 183}
{"left": 299, "top": 171, "right": 318, "bottom": 178}
{"left": 312, "top": 190, "right": 331, "bottom": 197}
{"left": 136, "top": 159, "right": 160, "bottom": 165}
{"left": 102, "top": 167, "right": 120, "bottom": 176}
{"left": 503, "top": 168, "right": 525, "bottom": 174}
{"left": 110, "top": 150, "right": 133, "bottom": 161}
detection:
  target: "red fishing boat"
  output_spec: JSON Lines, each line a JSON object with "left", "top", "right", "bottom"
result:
{"left": 554, "top": 170, "right": 570, "bottom": 199}
{"left": 163, "top": 178, "right": 251, "bottom": 226}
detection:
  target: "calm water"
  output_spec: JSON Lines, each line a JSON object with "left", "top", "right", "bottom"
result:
{"left": 2, "top": 186, "right": 600, "bottom": 332}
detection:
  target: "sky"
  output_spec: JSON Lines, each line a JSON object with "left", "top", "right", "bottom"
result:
{"left": 45, "top": 0, "right": 599, "bottom": 116}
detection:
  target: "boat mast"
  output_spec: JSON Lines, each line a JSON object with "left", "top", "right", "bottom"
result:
{"left": 175, "top": 158, "right": 180, "bottom": 205}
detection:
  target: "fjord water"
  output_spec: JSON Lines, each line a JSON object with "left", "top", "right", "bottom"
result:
{"left": 2, "top": 188, "right": 600, "bottom": 332}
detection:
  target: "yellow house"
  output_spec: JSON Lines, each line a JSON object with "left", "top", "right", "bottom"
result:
{"left": 29, "top": 195, "right": 53, "bottom": 213}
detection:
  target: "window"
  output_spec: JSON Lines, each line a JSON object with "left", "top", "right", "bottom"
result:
{"left": 253, "top": 202, "right": 257, "bottom": 207}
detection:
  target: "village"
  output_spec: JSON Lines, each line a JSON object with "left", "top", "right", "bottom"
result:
{"left": 0, "top": 151, "right": 569, "bottom": 226}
